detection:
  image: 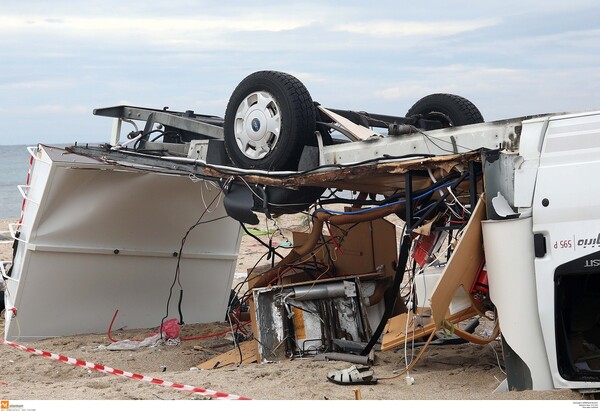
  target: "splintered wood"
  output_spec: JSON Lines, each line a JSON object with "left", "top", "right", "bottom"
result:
{"left": 381, "top": 307, "right": 478, "bottom": 351}
{"left": 197, "top": 340, "right": 258, "bottom": 369}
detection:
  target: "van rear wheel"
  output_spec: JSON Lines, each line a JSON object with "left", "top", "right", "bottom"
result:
{"left": 406, "top": 93, "right": 484, "bottom": 128}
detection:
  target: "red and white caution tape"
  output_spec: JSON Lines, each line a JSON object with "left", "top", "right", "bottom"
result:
{"left": 0, "top": 339, "right": 250, "bottom": 400}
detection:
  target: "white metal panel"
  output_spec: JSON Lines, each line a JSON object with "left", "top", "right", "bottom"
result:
{"left": 513, "top": 117, "right": 548, "bottom": 208}
{"left": 482, "top": 217, "right": 553, "bottom": 390}
{"left": 541, "top": 112, "right": 600, "bottom": 165}
{"left": 5, "top": 146, "right": 241, "bottom": 341}
{"left": 319, "top": 117, "right": 523, "bottom": 166}
{"left": 532, "top": 113, "right": 600, "bottom": 388}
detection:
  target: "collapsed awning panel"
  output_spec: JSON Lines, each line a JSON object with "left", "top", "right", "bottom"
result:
{"left": 5, "top": 146, "right": 242, "bottom": 340}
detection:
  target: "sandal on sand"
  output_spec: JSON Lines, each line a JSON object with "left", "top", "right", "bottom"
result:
{"left": 327, "top": 365, "right": 378, "bottom": 385}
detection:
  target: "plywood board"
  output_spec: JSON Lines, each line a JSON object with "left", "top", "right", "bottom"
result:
{"left": 430, "top": 196, "right": 486, "bottom": 330}
{"left": 197, "top": 340, "right": 258, "bottom": 369}
{"left": 381, "top": 310, "right": 435, "bottom": 351}
{"left": 381, "top": 307, "right": 477, "bottom": 351}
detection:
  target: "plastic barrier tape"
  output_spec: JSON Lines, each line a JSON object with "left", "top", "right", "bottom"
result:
{"left": 0, "top": 339, "right": 250, "bottom": 400}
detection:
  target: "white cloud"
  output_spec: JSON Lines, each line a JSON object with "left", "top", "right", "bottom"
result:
{"left": 0, "top": 14, "right": 324, "bottom": 56}
{"left": 374, "top": 65, "right": 526, "bottom": 101}
{"left": 334, "top": 19, "right": 500, "bottom": 37}
{"left": 33, "top": 105, "right": 89, "bottom": 114}
{"left": 0, "top": 15, "right": 315, "bottom": 36}
{"left": 0, "top": 79, "right": 77, "bottom": 91}
{"left": 376, "top": 84, "right": 437, "bottom": 101}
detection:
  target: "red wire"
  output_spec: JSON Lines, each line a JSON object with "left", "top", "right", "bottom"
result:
{"left": 265, "top": 244, "right": 335, "bottom": 287}
{"left": 231, "top": 305, "right": 249, "bottom": 336}
{"left": 109, "top": 309, "right": 251, "bottom": 343}
{"left": 107, "top": 309, "right": 120, "bottom": 343}
{"left": 180, "top": 321, "right": 251, "bottom": 341}
{"left": 268, "top": 265, "right": 294, "bottom": 286}
{"left": 325, "top": 222, "right": 343, "bottom": 255}
{"left": 106, "top": 309, "right": 144, "bottom": 343}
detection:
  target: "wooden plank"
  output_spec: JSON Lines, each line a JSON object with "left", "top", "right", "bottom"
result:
{"left": 197, "top": 340, "right": 258, "bottom": 369}
{"left": 381, "top": 310, "right": 436, "bottom": 351}
{"left": 430, "top": 196, "right": 486, "bottom": 330}
{"left": 381, "top": 307, "right": 477, "bottom": 351}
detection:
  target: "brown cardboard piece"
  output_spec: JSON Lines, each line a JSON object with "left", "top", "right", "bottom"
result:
{"left": 293, "top": 218, "right": 397, "bottom": 278}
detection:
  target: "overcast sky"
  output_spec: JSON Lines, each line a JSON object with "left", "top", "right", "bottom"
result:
{"left": 1, "top": 1, "right": 600, "bottom": 145}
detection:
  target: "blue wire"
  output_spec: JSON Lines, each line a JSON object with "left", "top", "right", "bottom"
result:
{"left": 317, "top": 180, "right": 456, "bottom": 215}
{"left": 414, "top": 201, "right": 436, "bottom": 216}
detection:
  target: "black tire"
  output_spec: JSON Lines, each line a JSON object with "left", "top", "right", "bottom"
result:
{"left": 406, "top": 93, "right": 484, "bottom": 128}
{"left": 224, "top": 71, "right": 316, "bottom": 171}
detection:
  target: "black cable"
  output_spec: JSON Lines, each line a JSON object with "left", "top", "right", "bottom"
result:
{"left": 159, "top": 195, "right": 226, "bottom": 338}
{"left": 231, "top": 250, "right": 270, "bottom": 295}
{"left": 418, "top": 130, "right": 478, "bottom": 153}
{"left": 178, "top": 290, "right": 184, "bottom": 325}
{"left": 410, "top": 259, "right": 418, "bottom": 314}
{"left": 319, "top": 232, "right": 336, "bottom": 276}
{"left": 230, "top": 249, "right": 274, "bottom": 316}
{"left": 240, "top": 222, "right": 285, "bottom": 259}
{"left": 360, "top": 232, "right": 413, "bottom": 356}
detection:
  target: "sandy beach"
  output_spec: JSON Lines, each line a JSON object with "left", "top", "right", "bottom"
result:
{"left": 0, "top": 217, "right": 588, "bottom": 402}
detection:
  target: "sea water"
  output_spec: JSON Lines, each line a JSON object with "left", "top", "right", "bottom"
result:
{"left": 0, "top": 145, "right": 36, "bottom": 220}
